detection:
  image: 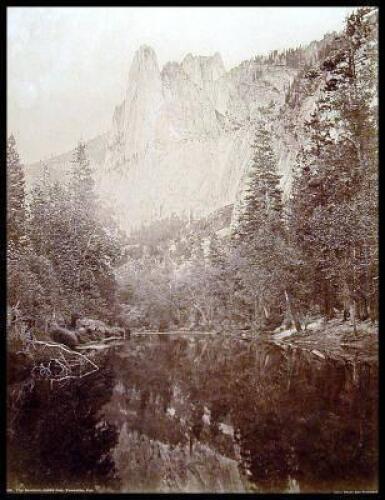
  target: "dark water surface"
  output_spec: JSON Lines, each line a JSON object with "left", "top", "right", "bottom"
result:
{"left": 102, "top": 333, "right": 378, "bottom": 493}
{"left": 7, "top": 332, "right": 378, "bottom": 493}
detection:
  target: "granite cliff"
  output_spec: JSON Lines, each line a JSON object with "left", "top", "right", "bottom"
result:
{"left": 26, "top": 37, "right": 334, "bottom": 232}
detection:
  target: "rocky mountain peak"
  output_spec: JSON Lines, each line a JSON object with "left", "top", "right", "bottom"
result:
{"left": 121, "top": 45, "right": 163, "bottom": 163}
{"left": 98, "top": 44, "right": 311, "bottom": 230}
{"left": 130, "top": 45, "right": 160, "bottom": 75}
{"left": 28, "top": 41, "right": 328, "bottom": 232}
{"left": 181, "top": 51, "right": 226, "bottom": 87}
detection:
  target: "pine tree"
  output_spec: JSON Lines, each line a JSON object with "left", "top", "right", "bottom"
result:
{"left": 207, "top": 233, "right": 229, "bottom": 321}
{"left": 234, "top": 120, "right": 283, "bottom": 242}
{"left": 289, "top": 7, "right": 378, "bottom": 323}
{"left": 232, "top": 121, "right": 288, "bottom": 328}
{"left": 70, "top": 141, "right": 95, "bottom": 210}
{"left": 7, "top": 135, "right": 27, "bottom": 247}
{"left": 208, "top": 233, "right": 225, "bottom": 270}
{"left": 29, "top": 162, "right": 52, "bottom": 256}
{"left": 64, "top": 140, "right": 121, "bottom": 317}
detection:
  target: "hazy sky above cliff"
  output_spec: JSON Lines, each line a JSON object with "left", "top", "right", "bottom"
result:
{"left": 8, "top": 7, "right": 356, "bottom": 163}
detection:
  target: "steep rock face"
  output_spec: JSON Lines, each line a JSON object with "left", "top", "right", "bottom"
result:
{"left": 25, "top": 39, "right": 333, "bottom": 232}
{"left": 124, "top": 46, "right": 163, "bottom": 160}
{"left": 99, "top": 46, "right": 303, "bottom": 230}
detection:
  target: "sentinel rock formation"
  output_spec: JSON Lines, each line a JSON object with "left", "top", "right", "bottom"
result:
{"left": 26, "top": 42, "right": 329, "bottom": 232}
{"left": 124, "top": 45, "right": 163, "bottom": 161}
{"left": 99, "top": 45, "right": 302, "bottom": 231}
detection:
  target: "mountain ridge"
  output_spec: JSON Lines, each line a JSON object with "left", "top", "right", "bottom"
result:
{"left": 24, "top": 34, "right": 335, "bottom": 232}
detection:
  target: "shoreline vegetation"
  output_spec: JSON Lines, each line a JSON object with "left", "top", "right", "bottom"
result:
{"left": 6, "top": 7, "right": 378, "bottom": 494}
{"left": 7, "top": 315, "right": 378, "bottom": 494}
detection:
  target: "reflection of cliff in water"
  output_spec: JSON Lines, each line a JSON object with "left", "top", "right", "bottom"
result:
{"left": 104, "top": 334, "right": 378, "bottom": 493}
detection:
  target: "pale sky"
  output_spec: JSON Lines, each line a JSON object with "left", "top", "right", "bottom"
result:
{"left": 7, "top": 7, "right": 356, "bottom": 164}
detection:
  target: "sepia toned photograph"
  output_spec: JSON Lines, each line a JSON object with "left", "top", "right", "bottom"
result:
{"left": 6, "top": 5, "right": 378, "bottom": 493}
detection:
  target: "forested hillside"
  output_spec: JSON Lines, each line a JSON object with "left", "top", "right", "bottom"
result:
{"left": 7, "top": 7, "right": 378, "bottom": 336}
{"left": 116, "top": 7, "right": 378, "bottom": 332}
{"left": 7, "top": 138, "right": 127, "bottom": 327}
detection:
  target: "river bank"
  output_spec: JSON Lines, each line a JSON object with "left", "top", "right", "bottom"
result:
{"left": 7, "top": 319, "right": 378, "bottom": 493}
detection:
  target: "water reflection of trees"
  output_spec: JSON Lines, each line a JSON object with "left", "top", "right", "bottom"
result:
{"left": 112, "top": 337, "right": 378, "bottom": 492}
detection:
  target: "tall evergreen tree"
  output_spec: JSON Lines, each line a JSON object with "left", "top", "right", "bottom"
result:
{"left": 7, "top": 135, "right": 26, "bottom": 247}
{"left": 234, "top": 121, "right": 283, "bottom": 242}
{"left": 29, "top": 162, "right": 52, "bottom": 256}
{"left": 289, "top": 7, "right": 378, "bottom": 323}
{"left": 232, "top": 120, "right": 289, "bottom": 328}
{"left": 64, "top": 141, "right": 121, "bottom": 316}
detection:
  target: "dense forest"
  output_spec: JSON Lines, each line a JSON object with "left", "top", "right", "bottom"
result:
{"left": 7, "top": 140, "right": 125, "bottom": 326}
{"left": 7, "top": 8, "right": 377, "bottom": 335}
{"left": 116, "top": 8, "right": 378, "bottom": 333}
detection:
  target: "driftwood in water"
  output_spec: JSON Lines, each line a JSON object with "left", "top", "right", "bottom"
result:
{"left": 75, "top": 336, "right": 126, "bottom": 351}
{"left": 76, "top": 318, "right": 127, "bottom": 344}
{"left": 76, "top": 343, "right": 123, "bottom": 351}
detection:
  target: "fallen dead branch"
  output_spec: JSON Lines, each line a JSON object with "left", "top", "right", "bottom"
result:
{"left": 31, "top": 340, "right": 99, "bottom": 369}
{"left": 52, "top": 366, "right": 100, "bottom": 382}
{"left": 77, "top": 336, "right": 125, "bottom": 346}
{"left": 29, "top": 339, "right": 100, "bottom": 385}
{"left": 76, "top": 344, "right": 118, "bottom": 351}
